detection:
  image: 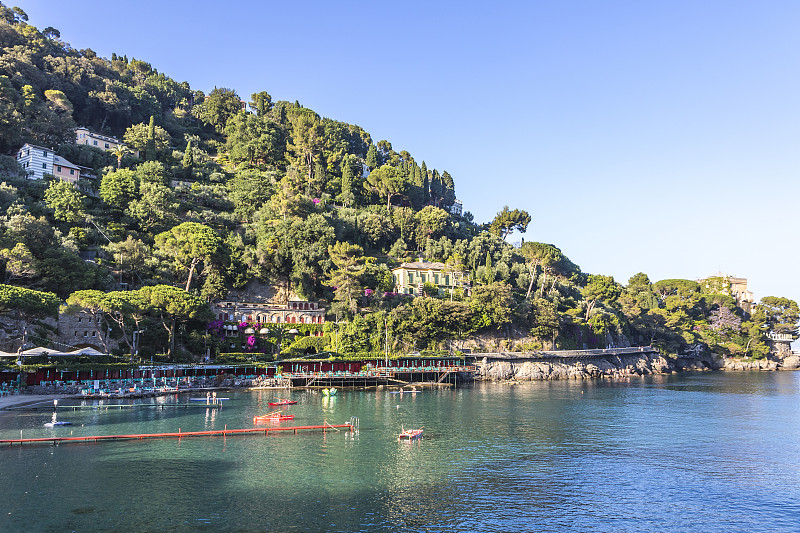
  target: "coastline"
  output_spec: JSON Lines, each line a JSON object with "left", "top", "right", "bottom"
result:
{"left": 475, "top": 352, "right": 800, "bottom": 381}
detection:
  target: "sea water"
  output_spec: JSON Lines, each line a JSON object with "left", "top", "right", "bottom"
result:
{"left": 2, "top": 372, "right": 800, "bottom": 532}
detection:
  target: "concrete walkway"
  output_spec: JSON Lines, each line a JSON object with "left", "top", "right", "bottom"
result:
{"left": 0, "top": 394, "right": 66, "bottom": 411}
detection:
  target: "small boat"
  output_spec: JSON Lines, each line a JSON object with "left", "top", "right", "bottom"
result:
{"left": 398, "top": 427, "right": 423, "bottom": 441}
{"left": 189, "top": 397, "right": 230, "bottom": 402}
{"left": 44, "top": 421, "right": 72, "bottom": 427}
{"left": 253, "top": 411, "right": 294, "bottom": 422}
{"left": 268, "top": 399, "right": 297, "bottom": 406}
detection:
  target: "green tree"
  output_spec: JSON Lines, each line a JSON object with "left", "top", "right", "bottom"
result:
{"left": 250, "top": 90, "right": 273, "bottom": 115}
{"left": 225, "top": 112, "right": 284, "bottom": 167}
{"left": 138, "top": 284, "right": 212, "bottom": 358}
{"left": 0, "top": 243, "right": 36, "bottom": 283}
{"left": 365, "top": 144, "right": 380, "bottom": 170}
{"left": 759, "top": 296, "right": 799, "bottom": 337}
{"left": 327, "top": 241, "right": 366, "bottom": 316}
{"left": 0, "top": 284, "right": 60, "bottom": 351}
{"left": 581, "top": 274, "right": 621, "bottom": 321}
{"left": 127, "top": 182, "right": 179, "bottom": 232}
{"left": 99, "top": 168, "right": 138, "bottom": 210}
{"left": 103, "top": 236, "right": 152, "bottom": 289}
{"left": 415, "top": 206, "right": 449, "bottom": 245}
{"left": 145, "top": 115, "right": 156, "bottom": 161}
{"left": 123, "top": 120, "right": 170, "bottom": 157}
{"left": 469, "top": 282, "right": 513, "bottom": 330}
{"left": 44, "top": 179, "right": 85, "bottom": 224}
{"left": 109, "top": 144, "right": 130, "bottom": 169}
{"left": 182, "top": 139, "right": 194, "bottom": 175}
{"left": 101, "top": 289, "right": 149, "bottom": 357}
{"left": 193, "top": 87, "right": 242, "bottom": 132}
{"left": 286, "top": 107, "right": 324, "bottom": 183}
{"left": 489, "top": 205, "right": 531, "bottom": 239}
{"left": 366, "top": 164, "right": 407, "bottom": 209}
{"left": 227, "top": 169, "right": 278, "bottom": 222}
{"left": 154, "top": 222, "right": 223, "bottom": 291}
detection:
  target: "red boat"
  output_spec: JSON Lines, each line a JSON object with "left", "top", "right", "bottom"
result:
{"left": 253, "top": 411, "right": 294, "bottom": 423}
{"left": 398, "top": 427, "right": 423, "bottom": 441}
{"left": 268, "top": 399, "right": 298, "bottom": 406}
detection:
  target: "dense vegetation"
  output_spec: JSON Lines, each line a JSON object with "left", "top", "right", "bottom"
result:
{"left": 0, "top": 4, "right": 796, "bottom": 363}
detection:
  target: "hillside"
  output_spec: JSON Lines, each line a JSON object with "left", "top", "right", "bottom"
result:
{"left": 0, "top": 3, "right": 796, "bottom": 362}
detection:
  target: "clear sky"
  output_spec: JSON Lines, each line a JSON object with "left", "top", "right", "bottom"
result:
{"left": 14, "top": 1, "right": 800, "bottom": 325}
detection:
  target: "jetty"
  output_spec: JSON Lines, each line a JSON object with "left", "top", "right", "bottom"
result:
{"left": 0, "top": 423, "right": 354, "bottom": 447}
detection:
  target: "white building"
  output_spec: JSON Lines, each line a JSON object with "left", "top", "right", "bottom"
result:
{"left": 449, "top": 199, "right": 463, "bottom": 216}
{"left": 16, "top": 143, "right": 81, "bottom": 182}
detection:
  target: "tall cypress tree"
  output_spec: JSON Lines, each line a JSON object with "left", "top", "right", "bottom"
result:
{"left": 441, "top": 170, "right": 456, "bottom": 208}
{"left": 182, "top": 140, "right": 194, "bottom": 178}
{"left": 430, "top": 169, "right": 442, "bottom": 206}
{"left": 366, "top": 144, "right": 379, "bottom": 170}
{"left": 145, "top": 115, "right": 156, "bottom": 161}
{"left": 420, "top": 162, "right": 430, "bottom": 205}
{"left": 341, "top": 155, "right": 354, "bottom": 206}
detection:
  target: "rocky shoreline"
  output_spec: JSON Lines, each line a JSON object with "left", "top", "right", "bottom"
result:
{"left": 476, "top": 352, "right": 800, "bottom": 381}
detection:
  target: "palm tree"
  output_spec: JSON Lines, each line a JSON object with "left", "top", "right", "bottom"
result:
{"left": 110, "top": 145, "right": 130, "bottom": 168}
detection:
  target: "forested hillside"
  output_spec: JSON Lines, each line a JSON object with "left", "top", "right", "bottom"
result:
{"left": 0, "top": 4, "right": 796, "bottom": 362}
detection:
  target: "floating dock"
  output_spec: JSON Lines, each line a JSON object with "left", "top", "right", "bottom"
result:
{"left": 0, "top": 423, "right": 354, "bottom": 447}
{"left": 7, "top": 403, "right": 223, "bottom": 411}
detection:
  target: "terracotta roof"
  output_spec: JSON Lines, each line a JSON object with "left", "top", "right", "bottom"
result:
{"left": 394, "top": 261, "right": 446, "bottom": 270}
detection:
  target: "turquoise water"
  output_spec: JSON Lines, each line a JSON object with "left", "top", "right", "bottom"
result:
{"left": 2, "top": 372, "right": 800, "bottom": 532}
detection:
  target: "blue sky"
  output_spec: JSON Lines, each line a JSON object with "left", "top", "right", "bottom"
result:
{"left": 15, "top": 1, "right": 800, "bottom": 322}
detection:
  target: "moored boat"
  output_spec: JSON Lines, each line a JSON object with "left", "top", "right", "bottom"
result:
{"left": 398, "top": 427, "right": 423, "bottom": 440}
{"left": 268, "top": 399, "right": 297, "bottom": 406}
{"left": 253, "top": 411, "right": 294, "bottom": 422}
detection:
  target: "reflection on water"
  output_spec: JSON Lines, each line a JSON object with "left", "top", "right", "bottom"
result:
{"left": 2, "top": 373, "right": 800, "bottom": 532}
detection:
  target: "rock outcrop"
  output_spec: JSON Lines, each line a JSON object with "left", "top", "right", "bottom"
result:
{"left": 477, "top": 352, "right": 674, "bottom": 381}
{"left": 476, "top": 351, "right": 798, "bottom": 381}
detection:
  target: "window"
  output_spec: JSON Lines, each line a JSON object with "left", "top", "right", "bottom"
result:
{"left": 91, "top": 331, "right": 96, "bottom": 337}
{"left": 74, "top": 331, "right": 78, "bottom": 337}
{"left": 104, "top": 143, "right": 109, "bottom": 148}
{"left": 78, "top": 317, "right": 82, "bottom": 322}
{"left": 57, "top": 166, "right": 62, "bottom": 172}
{"left": 70, "top": 169, "right": 74, "bottom": 175}
{"left": 42, "top": 151, "right": 47, "bottom": 157}
{"left": 93, "top": 140, "right": 98, "bottom": 146}
{"left": 42, "top": 162, "right": 47, "bottom": 169}
{"left": 83, "top": 331, "right": 88, "bottom": 337}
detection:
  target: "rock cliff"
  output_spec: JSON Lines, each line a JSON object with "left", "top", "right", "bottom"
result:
{"left": 476, "top": 352, "right": 798, "bottom": 381}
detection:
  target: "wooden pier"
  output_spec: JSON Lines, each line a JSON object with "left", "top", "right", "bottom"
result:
{"left": 0, "top": 423, "right": 354, "bottom": 447}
